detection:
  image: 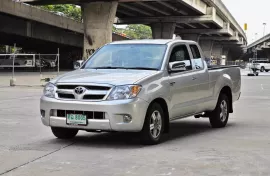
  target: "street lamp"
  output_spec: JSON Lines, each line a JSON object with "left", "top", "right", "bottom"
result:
{"left": 263, "top": 23, "right": 267, "bottom": 37}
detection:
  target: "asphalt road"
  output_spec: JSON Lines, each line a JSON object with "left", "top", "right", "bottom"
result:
{"left": 1, "top": 75, "right": 270, "bottom": 176}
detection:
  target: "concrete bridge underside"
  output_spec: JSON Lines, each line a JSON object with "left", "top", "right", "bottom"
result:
{"left": 17, "top": 0, "right": 247, "bottom": 60}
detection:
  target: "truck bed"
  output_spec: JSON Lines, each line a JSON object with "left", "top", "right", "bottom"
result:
{"left": 207, "top": 65, "right": 240, "bottom": 70}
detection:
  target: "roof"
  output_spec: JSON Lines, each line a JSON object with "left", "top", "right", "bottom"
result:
{"left": 110, "top": 39, "right": 197, "bottom": 45}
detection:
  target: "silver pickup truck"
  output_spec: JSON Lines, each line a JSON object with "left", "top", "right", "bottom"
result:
{"left": 40, "top": 39, "right": 241, "bottom": 145}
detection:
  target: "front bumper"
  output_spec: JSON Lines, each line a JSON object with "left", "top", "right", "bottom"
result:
{"left": 40, "top": 96, "right": 149, "bottom": 132}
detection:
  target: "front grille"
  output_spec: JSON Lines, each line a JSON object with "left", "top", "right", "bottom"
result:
{"left": 83, "top": 95, "right": 105, "bottom": 100}
{"left": 57, "top": 85, "right": 111, "bottom": 91}
{"left": 56, "top": 84, "right": 111, "bottom": 101}
{"left": 58, "top": 93, "right": 75, "bottom": 99}
{"left": 56, "top": 110, "right": 105, "bottom": 120}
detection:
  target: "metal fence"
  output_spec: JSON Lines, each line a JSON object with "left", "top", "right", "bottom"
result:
{"left": 0, "top": 52, "right": 60, "bottom": 87}
{"left": 205, "top": 58, "right": 248, "bottom": 68}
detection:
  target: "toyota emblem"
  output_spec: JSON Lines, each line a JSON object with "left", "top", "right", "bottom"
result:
{"left": 74, "top": 86, "right": 86, "bottom": 95}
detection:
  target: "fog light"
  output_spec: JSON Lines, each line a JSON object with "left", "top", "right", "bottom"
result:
{"left": 123, "top": 115, "right": 132, "bottom": 123}
{"left": 41, "top": 110, "right": 45, "bottom": 118}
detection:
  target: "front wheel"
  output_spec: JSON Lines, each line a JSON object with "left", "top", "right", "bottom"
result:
{"left": 209, "top": 94, "right": 230, "bottom": 128}
{"left": 51, "top": 127, "right": 78, "bottom": 139}
{"left": 140, "top": 103, "right": 164, "bottom": 145}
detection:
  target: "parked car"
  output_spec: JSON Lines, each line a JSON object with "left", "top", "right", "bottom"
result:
{"left": 35, "top": 58, "right": 56, "bottom": 68}
{"left": 0, "top": 55, "right": 33, "bottom": 67}
{"left": 250, "top": 59, "right": 270, "bottom": 72}
{"left": 73, "top": 60, "right": 84, "bottom": 70}
{"left": 40, "top": 39, "right": 241, "bottom": 145}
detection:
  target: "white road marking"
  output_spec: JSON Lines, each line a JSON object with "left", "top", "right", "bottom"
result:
{"left": 261, "top": 84, "right": 264, "bottom": 90}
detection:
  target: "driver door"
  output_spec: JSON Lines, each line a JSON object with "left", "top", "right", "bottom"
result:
{"left": 168, "top": 44, "right": 198, "bottom": 119}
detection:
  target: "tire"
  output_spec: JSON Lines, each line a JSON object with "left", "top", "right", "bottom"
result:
{"left": 266, "top": 70, "right": 269, "bottom": 72}
{"left": 51, "top": 127, "right": 78, "bottom": 139}
{"left": 209, "top": 94, "right": 230, "bottom": 128}
{"left": 140, "top": 103, "right": 164, "bottom": 145}
{"left": 260, "top": 67, "right": 265, "bottom": 72}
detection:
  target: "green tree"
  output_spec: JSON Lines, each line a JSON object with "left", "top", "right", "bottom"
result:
{"left": 40, "top": 5, "right": 152, "bottom": 39}
{"left": 123, "top": 25, "right": 152, "bottom": 39}
{"left": 40, "top": 5, "right": 82, "bottom": 21}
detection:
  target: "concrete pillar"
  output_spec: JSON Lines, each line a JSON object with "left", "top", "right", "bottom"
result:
{"left": 222, "top": 47, "right": 231, "bottom": 61}
{"left": 199, "top": 40, "right": 224, "bottom": 60}
{"left": 5, "top": 45, "right": 11, "bottom": 53}
{"left": 199, "top": 40, "right": 214, "bottom": 58}
{"left": 26, "top": 21, "right": 32, "bottom": 37}
{"left": 212, "top": 43, "right": 223, "bottom": 59}
{"left": 181, "top": 34, "right": 201, "bottom": 43}
{"left": 82, "top": 2, "right": 118, "bottom": 59}
{"left": 150, "top": 23, "right": 176, "bottom": 39}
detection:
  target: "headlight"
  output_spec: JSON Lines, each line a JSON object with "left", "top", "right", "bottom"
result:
{"left": 107, "top": 85, "right": 141, "bottom": 100}
{"left": 43, "top": 83, "right": 56, "bottom": 98}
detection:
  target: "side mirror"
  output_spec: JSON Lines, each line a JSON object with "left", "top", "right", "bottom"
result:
{"left": 169, "top": 61, "right": 186, "bottom": 72}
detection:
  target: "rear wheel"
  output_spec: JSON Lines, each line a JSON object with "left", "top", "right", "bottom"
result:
{"left": 51, "top": 127, "right": 78, "bottom": 139}
{"left": 209, "top": 94, "right": 230, "bottom": 128}
{"left": 140, "top": 103, "right": 164, "bottom": 145}
{"left": 260, "top": 66, "right": 265, "bottom": 72}
{"left": 266, "top": 70, "right": 269, "bottom": 72}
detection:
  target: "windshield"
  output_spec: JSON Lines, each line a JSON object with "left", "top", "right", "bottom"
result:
{"left": 82, "top": 44, "right": 167, "bottom": 70}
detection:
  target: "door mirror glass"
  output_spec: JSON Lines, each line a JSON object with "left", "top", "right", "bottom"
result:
{"left": 169, "top": 61, "right": 186, "bottom": 72}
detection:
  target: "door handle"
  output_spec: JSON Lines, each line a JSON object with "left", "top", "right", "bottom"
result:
{"left": 192, "top": 77, "right": 197, "bottom": 80}
{"left": 170, "top": 82, "right": 176, "bottom": 86}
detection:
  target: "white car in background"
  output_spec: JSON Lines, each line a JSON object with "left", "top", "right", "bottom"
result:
{"left": 250, "top": 60, "right": 270, "bottom": 72}
{"left": 0, "top": 56, "right": 33, "bottom": 67}
{"left": 73, "top": 60, "right": 84, "bottom": 70}
{"left": 35, "top": 58, "right": 56, "bottom": 68}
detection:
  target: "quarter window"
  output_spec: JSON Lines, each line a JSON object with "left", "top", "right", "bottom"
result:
{"left": 190, "top": 45, "right": 203, "bottom": 69}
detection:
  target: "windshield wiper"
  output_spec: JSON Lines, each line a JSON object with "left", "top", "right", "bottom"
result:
{"left": 89, "top": 66, "right": 158, "bottom": 70}
{"left": 125, "top": 67, "right": 159, "bottom": 71}
{"left": 90, "top": 66, "right": 126, "bottom": 69}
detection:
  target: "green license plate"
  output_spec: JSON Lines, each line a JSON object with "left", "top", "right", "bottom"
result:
{"left": 66, "top": 114, "right": 87, "bottom": 126}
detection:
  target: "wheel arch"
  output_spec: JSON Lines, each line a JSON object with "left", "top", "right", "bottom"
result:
{"left": 220, "top": 86, "right": 233, "bottom": 113}
{"left": 148, "top": 98, "right": 170, "bottom": 133}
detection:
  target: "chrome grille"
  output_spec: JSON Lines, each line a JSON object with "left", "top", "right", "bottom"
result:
{"left": 57, "top": 85, "right": 110, "bottom": 91}
{"left": 55, "top": 84, "right": 111, "bottom": 101}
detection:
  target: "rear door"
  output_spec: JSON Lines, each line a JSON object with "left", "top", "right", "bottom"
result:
{"left": 168, "top": 44, "right": 199, "bottom": 119}
{"left": 189, "top": 44, "right": 211, "bottom": 113}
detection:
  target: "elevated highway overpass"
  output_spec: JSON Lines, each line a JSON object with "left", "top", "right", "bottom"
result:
{"left": 13, "top": 0, "right": 247, "bottom": 60}
{"left": 0, "top": 0, "right": 128, "bottom": 55}
{"left": 245, "top": 34, "right": 270, "bottom": 60}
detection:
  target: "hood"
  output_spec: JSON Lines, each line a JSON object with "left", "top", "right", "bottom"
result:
{"left": 52, "top": 69, "right": 158, "bottom": 85}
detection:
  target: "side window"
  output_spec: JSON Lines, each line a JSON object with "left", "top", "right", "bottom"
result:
{"left": 190, "top": 45, "right": 203, "bottom": 69}
{"left": 169, "top": 45, "right": 192, "bottom": 71}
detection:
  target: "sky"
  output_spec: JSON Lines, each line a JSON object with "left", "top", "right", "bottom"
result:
{"left": 222, "top": 0, "right": 270, "bottom": 44}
